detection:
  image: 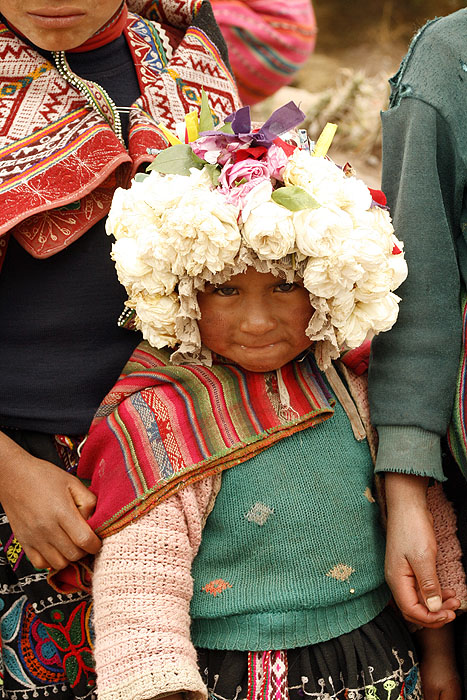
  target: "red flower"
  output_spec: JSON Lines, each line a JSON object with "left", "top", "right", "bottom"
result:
{"left": 369, "top": 188, "right": 387, "bottom": 206}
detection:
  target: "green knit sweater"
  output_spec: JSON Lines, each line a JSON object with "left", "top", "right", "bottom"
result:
{"left": 368, "top": 9, "right": 467, "bottom": 481}
{"left": 190, "top": 391, "right": 389, "bottom": 651}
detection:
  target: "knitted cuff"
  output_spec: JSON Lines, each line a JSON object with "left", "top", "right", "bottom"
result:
{"left": 96, "top": 663, "right": 207, "bottom": 700}
{"left": 375, "top": 425, "right": 445, "bottom": 482}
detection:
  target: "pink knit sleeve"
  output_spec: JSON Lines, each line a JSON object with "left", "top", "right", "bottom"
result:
{"left": 210, "top": 0, "right": 317, "bottom": 104}
{"left": 92, "top": 476, "right": 218, "bottom": 700}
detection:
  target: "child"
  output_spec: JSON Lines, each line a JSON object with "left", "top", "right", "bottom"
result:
{"left": 67, "top": 107, "right": 461, "bottom": 699}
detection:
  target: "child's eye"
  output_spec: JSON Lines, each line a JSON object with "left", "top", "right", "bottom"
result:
{"left": 275, "top": 282, "right": 297, "bottom": 293}
{"left": 214, "top": 286, "right": 237, "bottom": 297}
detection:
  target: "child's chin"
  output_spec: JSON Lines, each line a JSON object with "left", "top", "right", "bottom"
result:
{"left": 236, "top": 358, "right": 286, "bottom": 373}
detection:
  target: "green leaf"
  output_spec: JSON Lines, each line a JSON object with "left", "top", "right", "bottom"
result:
{"left": 271, "top": 186, "right": 320, "bottom": 212}
{"left": 81, "top": 651, "right": 95, "bottom": 670}
{"left": 69, "top": 607, "right": 85, "bottom": 646}
{"left": 204, "top": 163, "right": 221, "bottom": 187}
{"left": 199, "top": 89, "right": 215, "bottom": 133}
{"left": 47, "top": 628, "right": 69, "bottom": 651}
{"left": 218, "top": 121, "right": 234, "bottom": 134}
{"left": 65, "top": 656, "right": 79, "bottom": 685}
{"left": 134, "top": 172, "right": 150, "bottom": 182}
{"left": 146, "top": 144, "right": 205, "bottom": 176}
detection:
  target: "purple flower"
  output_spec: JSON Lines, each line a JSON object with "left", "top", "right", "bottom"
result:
{"left": 191, "top": 133, "right": 253, "bottom": 166}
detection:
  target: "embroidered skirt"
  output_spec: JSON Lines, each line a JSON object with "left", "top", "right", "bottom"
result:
{"left": 197, "top": 606, "right": 421, "bottom": 700}
{"left": 0, "top": 429, "right": 96, "bottom": 699}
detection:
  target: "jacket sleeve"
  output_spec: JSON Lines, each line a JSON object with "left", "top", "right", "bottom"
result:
{"left": 369, "top": 97, "right": 465, "bottom": 480}
{"left": 92, "top": 476, "right": 218, "bottom": 700}
{"left": 210, "top": 0, "right": 317, "bottom": 104}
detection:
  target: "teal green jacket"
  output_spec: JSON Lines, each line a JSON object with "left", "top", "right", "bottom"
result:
{"left": 368, "top": 9, "right": 467, "bottom": 480}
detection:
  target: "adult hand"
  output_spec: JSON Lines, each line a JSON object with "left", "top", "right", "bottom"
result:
{"left": 384, "top": 473, "right": 459, "bottom": 627}
{"left": 0, "top": 431, "right": 101, "bottom": 570}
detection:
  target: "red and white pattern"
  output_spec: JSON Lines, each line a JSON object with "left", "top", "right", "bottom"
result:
{"left": 0, "top": 0, "right": 239, "bottom": 257}
{"left": 247, "top": 650, "right": 289, "bottom": 700}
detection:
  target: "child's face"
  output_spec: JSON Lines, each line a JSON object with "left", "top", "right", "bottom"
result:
{"left": 0, "top": 0, "right": 122, "bottom": 50}
{"left": 197, "top": 267, "right": 314, "bottom": 372}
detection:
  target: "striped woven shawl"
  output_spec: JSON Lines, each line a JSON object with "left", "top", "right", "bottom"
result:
{"left": 77, "top": 342, "right": 335, "bottom": 539}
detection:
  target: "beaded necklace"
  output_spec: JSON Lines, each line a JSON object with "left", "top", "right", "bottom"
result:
{"left": 3, "top": 3, "right": 128, "bottom": 143}
{"left": 52, "top": 2, "right": 128, "bottom": 143}
{"left": 53, "top": 51, "right": 124, "bottom": 143}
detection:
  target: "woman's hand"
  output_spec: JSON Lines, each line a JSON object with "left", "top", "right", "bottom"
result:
{"left": 0, "top": 431, "right": 101, "bottom": 570}
{"left": 384, "top": 473, "right": 459, "bottom": 627}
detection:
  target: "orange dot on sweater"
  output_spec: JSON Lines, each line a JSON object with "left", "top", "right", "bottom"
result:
{"left": 202, "top": 579, "right": 233, "bottom": 597}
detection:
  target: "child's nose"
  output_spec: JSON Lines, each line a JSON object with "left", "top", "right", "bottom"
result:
{"left": 239, "top": 305, "right": 277, "bottom": 335}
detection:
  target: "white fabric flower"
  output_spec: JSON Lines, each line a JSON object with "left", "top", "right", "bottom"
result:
{"left": 142, "top": 168, "right": 210, "bottom": 216}
{"left": 294, "top": 207, "right": 352, "bottom": 258}
{"left": 328, "top": 289, "right": 356, "bottom": 327}
{"left": 132, "top": 292, "right": 180, "bottom": 348}
{"left": 157, "top": 187, "right": 241, "bottom": 277}
{"left": 337, "top": 294, "right": 401, "bottom": 348}
{"left": 343, "top": 226, "right": 391, "bottom": 274}
{"left": 106, "top": 184, "right": 160, "bottom": 241}
{"left": 355, "top": 268, "right": 395, "bottom": 302}
{"left": 283, "top": 151, "right": 348, "bottom": 209}
{"left": 364, "top": 205, "right": 395, "bottom": 236}
{"left": 240, "top": 180, "right": 274, "bottom": 223}
{"left": 111, "top": 237, "right": 152, "bottom": 285}
{"left": 111, "top": 237, "right": 177, "bottom": 296}
{"left": 303, "top": 256, "right": 349, "bottom": 299}
{"left": 339, "top": 176, "right": 373, "bottom": 212}
{"left": 242, "top": 200, "right": 296, "bottom": 260}
{"left": 388, "top": 247, "right": 408, "bottom": 289}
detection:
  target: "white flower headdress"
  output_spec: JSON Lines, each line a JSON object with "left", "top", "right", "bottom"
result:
{"left": 107, "top": 97, "right": 407, "bottom": 369}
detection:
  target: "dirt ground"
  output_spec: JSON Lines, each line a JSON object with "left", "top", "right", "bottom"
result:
{"left": 253, "top": 0, "right": 465, "bottom": 187}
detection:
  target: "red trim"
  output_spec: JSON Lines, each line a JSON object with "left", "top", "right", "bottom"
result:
{"left": 68, "top": 3, "right": 128, "bottom": 52}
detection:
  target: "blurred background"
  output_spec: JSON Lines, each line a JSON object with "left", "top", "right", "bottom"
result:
{"left": 253, "top": 0, "right": 465, "bottom": 186}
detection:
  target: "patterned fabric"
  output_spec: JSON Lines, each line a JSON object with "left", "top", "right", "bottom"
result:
{"left": 0, "top": 435, "right": 95, "bottom": 700}
{"left": 74, "top": 343, "right": 335, "bottom": 541}
{"left": 197, "top": 606, "right": 423, "bottom": 700}
{"left": 210, "top": 0, "right": 317, "bottom": 104}
{"left": 0, "top": 0, "right": 239, "bottom": 259}
{"left": 247, "top": 651, "right": 288, "bottom": 700}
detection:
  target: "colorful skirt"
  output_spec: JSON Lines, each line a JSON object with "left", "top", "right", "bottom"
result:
{"left": 0, "top": 429, "right": 96, "bottom": 699}
{"left": 197, "top": 606, "right": 422, "bottom": 700}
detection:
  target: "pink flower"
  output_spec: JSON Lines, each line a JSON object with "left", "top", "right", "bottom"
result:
{"left": 264, "top": 143, "right": 289, "bottom": 180}
{"left": 222, "top": 177, "right": 270, "bottom": 209}
{"left": 218, "top": 158, "right": 270, "bottom": 189}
